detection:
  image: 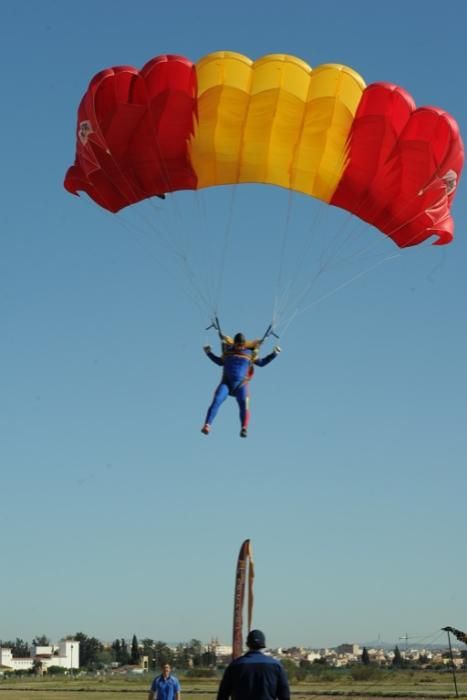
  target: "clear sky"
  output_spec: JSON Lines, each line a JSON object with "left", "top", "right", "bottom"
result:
{"left": 1, "top": 0, "right": 466, "bottom": 650}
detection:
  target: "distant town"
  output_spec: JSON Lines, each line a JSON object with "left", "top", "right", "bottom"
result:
{"left": 0, "top": 634, "right": 465, "bottom": 677}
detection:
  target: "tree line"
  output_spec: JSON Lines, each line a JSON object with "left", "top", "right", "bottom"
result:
{"left": 0, "top": 634, "right": 215, "bottom": 672}
{"left": 2, "top": 637, "right": 463, "bottom": 676}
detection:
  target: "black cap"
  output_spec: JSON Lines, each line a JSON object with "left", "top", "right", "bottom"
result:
{"left": 246, "top": 629, "right": 266, "bottom": 649}
{"left": 234, "top": 333, "right": 246, "bottom": 344}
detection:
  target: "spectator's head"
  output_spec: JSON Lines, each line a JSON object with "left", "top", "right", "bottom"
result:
{"left": 246, "top": 629, "right": 266, "bottom": 650}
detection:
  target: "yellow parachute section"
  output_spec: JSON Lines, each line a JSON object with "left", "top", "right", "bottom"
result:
{"left": 189, "top": 52, "right": 366, "bottom": 202}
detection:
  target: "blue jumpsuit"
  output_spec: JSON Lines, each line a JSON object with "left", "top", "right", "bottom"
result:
{"left": 204, "top": 344, "right": 277, "bottom": 430}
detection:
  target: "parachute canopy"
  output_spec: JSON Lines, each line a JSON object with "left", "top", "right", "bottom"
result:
{"left": 65, "top": 51, "right": 464, "bottom": 247}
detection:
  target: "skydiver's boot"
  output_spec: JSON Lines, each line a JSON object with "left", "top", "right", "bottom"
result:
{"left": 240, "top": 427, "right": 248, "bottom": 438}
{"left": 201, "top": 423, "right": 211, "bottom": 435}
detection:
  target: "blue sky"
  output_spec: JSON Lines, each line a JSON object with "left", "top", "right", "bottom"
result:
{"left": 1, "top": 0, "right": 466, "bottom": 650}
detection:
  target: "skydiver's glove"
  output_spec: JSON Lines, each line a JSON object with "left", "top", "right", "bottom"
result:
{"left": 274, "top": 346, "right": 282, "bottom": 354}
{"left": 203, "top": 345, "right": 212, "bottom": 353}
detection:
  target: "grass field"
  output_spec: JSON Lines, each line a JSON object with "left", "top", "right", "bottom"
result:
{"left": 1, "top": 672, "right": 467, "bottom": 699}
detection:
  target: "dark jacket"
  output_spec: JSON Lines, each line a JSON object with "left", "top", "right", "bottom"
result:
{"left": 217, "top": 650, "right": 290, "bottom": 700}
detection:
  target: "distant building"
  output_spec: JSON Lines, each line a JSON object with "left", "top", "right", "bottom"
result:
{"left": 335, "top": 643, "right": 360, "bottom": 656}
{"left": 209, "top": 638, "right": 233, "bottom": 659}
{"left": 0, "top": 641, "right": 79, "bottom": 672}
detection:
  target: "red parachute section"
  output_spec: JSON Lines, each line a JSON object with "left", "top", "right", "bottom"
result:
{"left": 331, "top": 83, "right": 464, "bottom": 246}
{"left": 64, "top": 55, "right": 198, "bottom": 213}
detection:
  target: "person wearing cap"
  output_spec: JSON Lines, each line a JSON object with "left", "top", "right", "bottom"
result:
{"left": 217, "top": 629, "right": 290, "bottom": 700}
{"left": 201, "top": 333, "right": 281, "bottom": 438}
{"left": 148, "top": 663, "right": 180, "bottom": 700}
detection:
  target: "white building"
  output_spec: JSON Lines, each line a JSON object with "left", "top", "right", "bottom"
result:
{"left": 0, "top": 640, "right": 79, "bottom": 672}
{"left": 209, "top": 638, "right": 232, "bottom": 658}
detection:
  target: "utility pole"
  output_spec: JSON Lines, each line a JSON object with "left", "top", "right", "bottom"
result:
{"left": 445, "top": 629, "right": 459, "bottom": 698}
{"left": 399, "top": 633, "right": 409, "bottom": 654}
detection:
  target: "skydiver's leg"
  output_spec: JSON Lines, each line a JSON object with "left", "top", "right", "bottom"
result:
{"left": 235, "top": 384, "right": 250, "bottom": 437}
{"left": 203, "top": 383, "right": 229, "bottom": 430}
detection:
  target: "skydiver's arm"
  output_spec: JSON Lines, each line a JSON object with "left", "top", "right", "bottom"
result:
{"left": 254, "top": 346, "right": 281, "bottom": 367}
{"left": 203, "top": 346, "right": 224, "bottom": 366}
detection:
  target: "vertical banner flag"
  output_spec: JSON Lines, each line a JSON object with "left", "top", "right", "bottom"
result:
{"left": 442, "top": 626, "right": 467, "bottom": 644}
{"left": 232, "top": 539, "right": 255, "bottom": 659}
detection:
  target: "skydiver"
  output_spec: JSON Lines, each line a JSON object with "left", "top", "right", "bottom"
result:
{"left": 201, "top": 332, "right": 281, "bottom": 438}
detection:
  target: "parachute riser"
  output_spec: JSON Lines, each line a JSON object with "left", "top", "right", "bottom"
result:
{"left": 258, "top": 323, "right": 279, "bottom": 346}
{"left": 206, "top": 317, "right": 279, "bottom": 348}
{"left": 205, "top": 315, "right": 224, "bottom": 341}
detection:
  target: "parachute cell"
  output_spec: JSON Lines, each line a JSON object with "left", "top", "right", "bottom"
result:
{"left": 331, "top": 83, "right": 463, "bottom": 245}
{"left": 65, "top": 52, "right": 463, "bottom": 247}
{"left": 64, "top": 55, "right": 198, "bottom": 212}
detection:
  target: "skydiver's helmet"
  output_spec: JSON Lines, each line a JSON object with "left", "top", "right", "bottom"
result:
{"left": 234, "top": 332, "right": 246, "bottom": 346}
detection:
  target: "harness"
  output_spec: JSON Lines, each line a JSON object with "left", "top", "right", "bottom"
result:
{"left": 221, "top": 344, "right": 259, "bottom": 361}
{"left": 205, "top": 317, "right": 279, "bottom": 395}
{"left": 221, "top": 344, "right": 257, "bottom": 395}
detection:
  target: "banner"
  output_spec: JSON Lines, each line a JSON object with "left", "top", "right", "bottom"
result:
{"left": 443, "top": 626, "right": 467, "bottom": 645}
{"left": 232, "top": 539, "right": 255, "bottom": 659}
